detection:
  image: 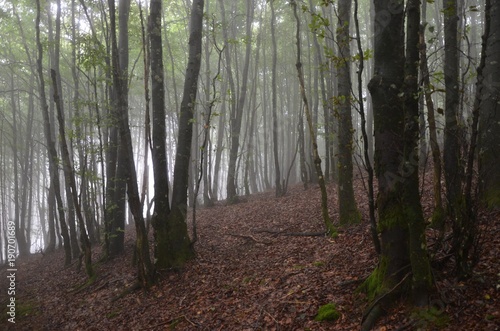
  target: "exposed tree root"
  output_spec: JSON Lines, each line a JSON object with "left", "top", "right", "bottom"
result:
{"left": 110, "top": 282, "right": 141, "bottom": 302}
{"left": 361, "top": 272, "right": 411, "bottom": 331}
{"left": 253, "top": 229, "right": 326, "bottom": 237}
{"left": 227, "top": 233, "right": 271, "bottom": 245}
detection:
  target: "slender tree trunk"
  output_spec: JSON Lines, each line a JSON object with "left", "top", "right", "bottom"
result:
{"left": 443, "top": 0, "right": 462, "bottom": 218}
{"left": 419, "top": 24, "right": 444, "bottom": 227}
{"left": 353, "top": 0, "right": 380, "bottom": 254}
{"left": 291, "top": 0, "right": 336, "bottom": 236}
{"left": 51, "top": 70, "right": 94, "bottom": 278}
{"left": 35, "top": 0, "right": 72, "bottom": 266}
{"left": 270, "top": 0, "right": 282, "bottom": 197}
{"left": 226, "top": 0, "right": 254, "bottom": 203}
{"left": 108, "top": 0, "right": 155, "bottom": 288}
{"left": 403, "top": 0, "right": 432, "bottom": 306}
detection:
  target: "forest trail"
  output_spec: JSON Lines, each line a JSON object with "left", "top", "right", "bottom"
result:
{"left": 1, "top": 180, "right": 499, "bottom": 330}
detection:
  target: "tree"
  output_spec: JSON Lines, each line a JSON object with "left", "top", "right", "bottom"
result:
{"left": 149, "top": 0, "right": 171, "bottom": 268}
{"left": 361, "top": 0, "right": 432, "bottom": 328}
{"left": 35, "top": 0, "right": 72, "bottom": 266}
{"left": 270, "top": 0, "right": 282, "bottom": 197}
{"left": 443, "top": 0, "right": 462, "bottom": 218}
{"left": 336, "top": 0, "right": 361, "bottom": 225}
{"left": 291, "top": 0, "right": 336, "bottom": 237}
{"left": 155, "top": 0, "right": 204, "bottom": 268}
{"left": 51, "top": 69, "right": 93, "bottom": 278}
{"left": 479, "top": 0, "right": 500, "bottom": 209}
{"left": 226, "top": 0, "right": 255, "bottom": 203}
{"left": 108, "top": 0, "right": 154, "bottom": 288}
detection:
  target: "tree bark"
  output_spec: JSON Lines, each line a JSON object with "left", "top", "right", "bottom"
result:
{"left": 443, "top": 0, "right": 462, "bottom": 217}
{"left": 35, "top": 0, "right": 72, "bottom": 266}
{"left": 108, "top": 0, "right": 154, "bottom": 288}
{"left": 336, "top": 0, "right": 361, "bottom": 225}
{"left": 479, "top": 0, "right": 500, "bottom": 209}
{"left": 51, "top": 69, "right": 94, "bottom": 278}
{"left": 403, "top": 0, "right": 432, "bottom": 306}
{"left": 149, "top": 0, "right": 173, "bottom": 269}
{"left": 291, "top": 0, "right": 336, "bottom": 237}
{"left": 160, "top": 0, "right": 205, "bottom": 268}
{"left": 226, "top": 0, "right": 255, "bottom": 203}
{"left": 270, "top": 0, "right": 282, "bottom": 197}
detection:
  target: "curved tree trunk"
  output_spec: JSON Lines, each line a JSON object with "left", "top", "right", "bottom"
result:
{"left": 291, "top": 0, "right": 336, "bottom": 237}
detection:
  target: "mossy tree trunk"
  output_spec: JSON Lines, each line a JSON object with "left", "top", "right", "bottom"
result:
{"left": 336, "top": 0, "right": 361, "bottom": 226}
{"left": 361, "top": 0, "right": 432, "bottom": 328}
{"left": 403, "top": 0, "right": 432, "bottom": 306}
{"left": 155, "top": 0, "right": 205, "bottom": 269}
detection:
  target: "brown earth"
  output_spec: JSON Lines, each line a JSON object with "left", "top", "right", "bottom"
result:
{"left": 1, "top": 177, "right": 499, "bottom": 330}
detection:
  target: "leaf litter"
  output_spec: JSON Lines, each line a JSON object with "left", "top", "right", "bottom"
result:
{"left": 1, "top": 176, "right": 499, "bottom": 330}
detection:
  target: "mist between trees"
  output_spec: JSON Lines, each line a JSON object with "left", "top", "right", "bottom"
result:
{"left": 0, "top": 0, "right": 498, "bottom": 328}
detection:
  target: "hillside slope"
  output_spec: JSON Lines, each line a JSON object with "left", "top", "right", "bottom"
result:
{"left": 1, "top": 181, "right": 499, "bottom": 330}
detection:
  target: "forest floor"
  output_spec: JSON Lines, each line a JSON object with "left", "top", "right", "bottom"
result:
{"left": 1, "top": 176, "right": 500, "bottom": 330}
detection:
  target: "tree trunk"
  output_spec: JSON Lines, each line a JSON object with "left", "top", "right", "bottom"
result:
{"left": 51, "top": 69, "right": 94, "bottom": 278}
{"left": 479, "top": 0, "right": 500, "bottom": 209}
{"left": 353, "top": 0, "right": 380, "bottom": 254}
{"left": 403, "top": 0, "right": 432, "bottom": 306}
{"left": 291, "top": 0, "right": 336, "bottom": 236}
{"left": 443, "top": 0, "right": 463, "bottom": 217}
{"left": 362, "top": 0, "right": 411, "bottom": 328}
{"left": 149, "top": 0, "right": 173, "bottom": 269}
{"left": 419, "top": 24, "right": 444, "bottom": 227}
{"left": 35, "top": 0, "right": 72, "bottom": 266}
{"left": 336, "top": 0, "right": 361, "bottom": 225}
{"left": 226, "top": 0, "right": 254, "bottom": 203}
{"left": 108, "top": 0, "right": 154, "bottom": 288}
{"left": 160, "top": 0, "right": 205, "bottom": 268}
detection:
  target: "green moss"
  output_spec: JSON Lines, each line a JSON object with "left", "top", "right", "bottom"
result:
{"left": 242, "top": 276, "right": 253, "bottom": 284}
{"left": 312, "top": 261, "right": 325, "bottom": 267}
{"left": 358, "top": 256, "right": 388, "bottom": 301}
{"left": 429, "top": 205, "right": 445, "bottom": 230}
{"left": 72, "top": 272, "right": 97, "bottom": 292}
{"left": 293, "top": 264, "right": 306, "bottom": 270}
{"left": 314, "top": 303, "right": 340, "bottom": 322}
{"left": 411, "top": 306, "right": 450, "bottom": 329}
{"left": 377, "top": 194, "right": 406, "bottom": 232}
{"left": 1, "top": 299, "right": 38, "bottom": 323}
{"left": 482, "top": 187, "right": 500, "bottom": 209}
{"left": 106, "top": 310, "right": 120, "bottom": 319}
{"left": 155, "top": 207, "right": 195, "bottom": 269}
{"left": 339, "top": 208, "right": 362, "bottom": 226}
